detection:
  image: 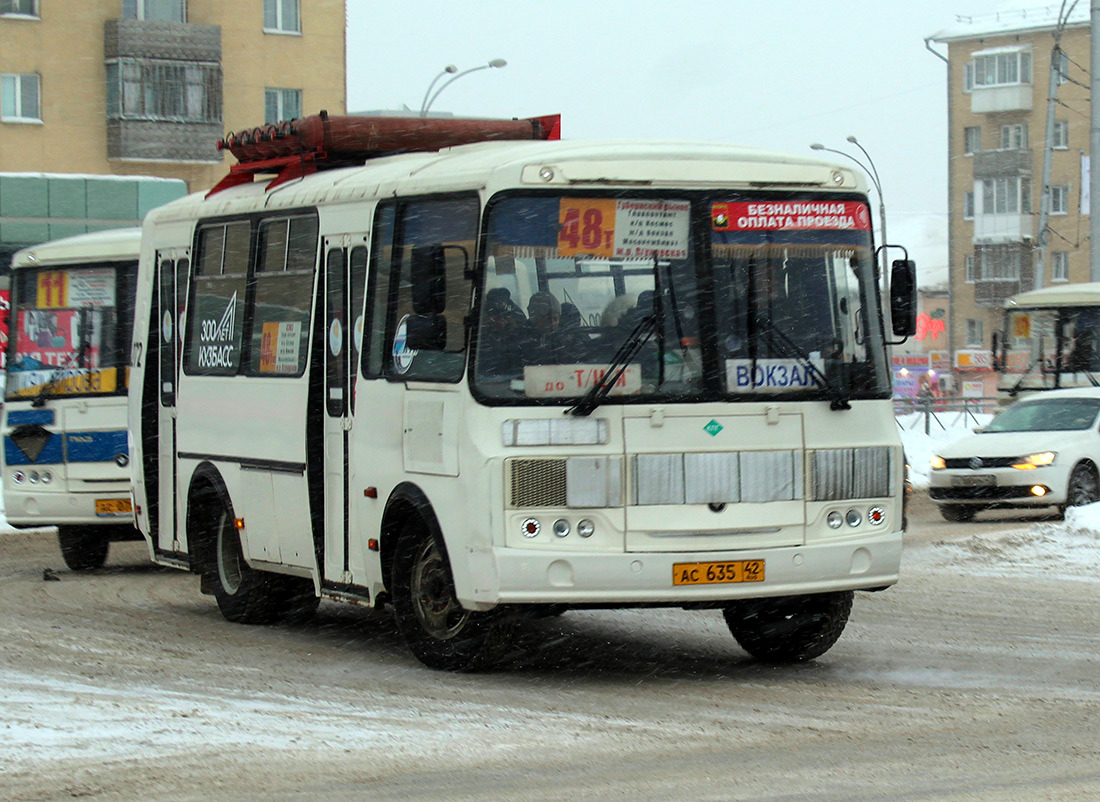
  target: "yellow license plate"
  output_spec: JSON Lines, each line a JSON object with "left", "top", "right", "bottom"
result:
{"left": 95, "top": 498, "right": 133, "bottom": 517}
{"left": 673, "top": 559, "right": 765, "bottom": 586}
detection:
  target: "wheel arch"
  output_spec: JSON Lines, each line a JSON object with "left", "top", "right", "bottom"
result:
{"left": 379, "top": 482, "right": 445, "bottom": 599}
{"left": 185, "top": 461, "right": 233, "bottom": 576}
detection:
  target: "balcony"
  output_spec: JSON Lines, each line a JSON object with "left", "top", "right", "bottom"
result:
{"left": 103, "top": 18, "right": 223, "bottom": 163}
{"left": 971, "top": 84, "right": 1033, "bottom": 114}
{"left": 973, "top": 212, "right": 1032, "bottom": 244}
{"left": 973, "top": 149, "right": 1032, "bottom": 180}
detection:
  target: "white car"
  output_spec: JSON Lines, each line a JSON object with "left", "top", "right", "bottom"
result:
{"left": 928, "top": 387, "right": 1100, "bottom": 522}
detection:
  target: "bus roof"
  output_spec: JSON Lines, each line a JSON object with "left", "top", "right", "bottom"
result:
{"left": 1005, "top": 282, "right": 1100, "bottom": 309}
{"left": 10, "top": 227, "right": 142, "bottom": 270}
{"left": 147, "top": 139, "right": 868, "bottom": 224}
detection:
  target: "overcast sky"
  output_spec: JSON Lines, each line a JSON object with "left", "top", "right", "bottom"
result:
{"left": 345, "top": 1, "right": 1076, "bottom": 286}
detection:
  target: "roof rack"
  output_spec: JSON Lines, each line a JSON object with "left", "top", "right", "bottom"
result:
{"left": 206, "top": 110, "right": 561, "bottom": 197}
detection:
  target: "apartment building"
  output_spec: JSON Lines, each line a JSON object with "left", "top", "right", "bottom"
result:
{"left": 931, "top": 7, "right": 1090, "bottom": 397}
{"left": 0, "top": 0, "right": 346, "bottom": 262}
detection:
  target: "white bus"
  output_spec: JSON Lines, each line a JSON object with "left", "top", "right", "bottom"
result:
{"left": 997, "top": 282, "right": 1100, "bottom": 395}
{"left": 129, "top": 114, "right": 916, "bottom": 670}
{"left": 3, "top": 227, "right": 143, "bottom": 570}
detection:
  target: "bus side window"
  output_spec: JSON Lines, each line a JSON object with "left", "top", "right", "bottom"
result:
{"left": 185, "top": 221, "right": 250, "bottom": 376}
{"left": 364, "top": 204, "right": 396, "bottom": 379}
{"left": 379, "top": 195, "right": 478, "bottom": 383}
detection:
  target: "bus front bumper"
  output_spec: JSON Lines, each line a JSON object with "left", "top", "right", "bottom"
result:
{"left": 468, "top": 530, "right": 903, "bottom": 607}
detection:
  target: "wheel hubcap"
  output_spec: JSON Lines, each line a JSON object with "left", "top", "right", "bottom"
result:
{"left": 410, "top": 539, "right": 469, "bottom": 639}
{"left": 216, "top": 511, "right": 243, "bottom": 594}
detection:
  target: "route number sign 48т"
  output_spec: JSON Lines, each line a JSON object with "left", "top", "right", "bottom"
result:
{"left": 557, "top": 198, "right": 690, "bottom": 260}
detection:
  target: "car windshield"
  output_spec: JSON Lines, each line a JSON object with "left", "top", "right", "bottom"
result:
{"left": 472, "top": 193, "right": 890, "bottom": 404}
{"left": 984, "top": 397, "right": 1100, "bottom": 432}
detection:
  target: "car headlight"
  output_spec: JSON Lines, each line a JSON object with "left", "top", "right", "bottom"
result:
{"left": 929, "top": 455, "right": 946, "bottom": 470}
{"left": 1011, "top": 451, "right": 1057, "bottom": 470}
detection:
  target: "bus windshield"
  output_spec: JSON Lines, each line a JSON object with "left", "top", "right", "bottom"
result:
{"left": 473, "top": 193, "right": 889, "bottom": 403}
{"left": 6, "top": 265, "right": 129, "bottom": 400}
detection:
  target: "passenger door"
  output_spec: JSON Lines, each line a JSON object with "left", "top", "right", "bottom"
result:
{"left": 321, "top": 237, "right": 368, "bottom": 582}
{"left": 153, "top": 249, "right": 189, "bottom": 554}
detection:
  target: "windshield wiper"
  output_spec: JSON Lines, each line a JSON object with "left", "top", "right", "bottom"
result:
{"left": 757, "top": 315, "right": 851, "bottom": 411}
{"left": 568, "top": 313, "right": 657, "bottom": 417}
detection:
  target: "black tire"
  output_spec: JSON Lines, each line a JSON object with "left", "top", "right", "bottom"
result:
{"left": 1061, "top": 463, "right": 1099, "bottom": 515}
{"left": 723, "top": 591, "right": 853, "bottom": 663}
{"left": 391, "top": 516, "right": 513, "bottom": 671}
{"left": 939, "top": 503, "right": 978, "bottom": 523}
{"left": 57, "top": 526, "right": 109, "bottom": 571}
{"left": 204, "top": 496, "right": 285, "bottom": 625}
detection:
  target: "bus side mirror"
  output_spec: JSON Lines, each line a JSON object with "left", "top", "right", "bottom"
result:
{"left": 410, "top": 244, "right": 446, "bottom": 315}
{"left": 405, "top": 313, "right": 447, "bottom": 350}
{"left": 889, "top": 259, "right": 917, "bottom": 337}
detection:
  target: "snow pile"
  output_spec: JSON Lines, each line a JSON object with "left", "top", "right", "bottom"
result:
{"left": 896, "top": 410, "right": 994, "bottom": 489}
{"left": 921, "top": 502, "right": 1100, "bottom": 579}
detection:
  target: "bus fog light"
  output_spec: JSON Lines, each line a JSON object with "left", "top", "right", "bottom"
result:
{"left": 552, "top": 519, "right": 570, "bottom": 538}
{"left": 846, "top": 509, "right": 861, "bottom": 527}
{"left": 521, "top": 518, "right": 541, "bottom": 538}
{"left": 827, "top": 511, "right": 843, "bottom": 529}
{"left": 867, "top": 506, "right": 885, "bottom": 525}
{"left": 577, "top": 519, "right": 595, "bottom": 538}
{"left": 29, "top": 471, "right": 39, "bottom": 484}
{"left": 40, "top": 471, "right": 53, "bottom": 484}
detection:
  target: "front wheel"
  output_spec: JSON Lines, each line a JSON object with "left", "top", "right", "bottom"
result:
{"left": 204, "top": 497, "right": 285, "bottom": 624}
{"left": 1060, "top": 463, "right": 1099, "bottom": 516}
{"left": 723, "top": 591, "right": 853, "bottom": 663}
{"left": 57, "top": 526, "right": 109, "bottom": 571}
{"left": 391, "top": 516, "right": 513, "bottom": 671}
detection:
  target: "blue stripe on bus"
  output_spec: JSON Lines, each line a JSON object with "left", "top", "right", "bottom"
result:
{"left": 2, "top": 430, "right": 128, "bottom": 466}
{"left": 65, "top": 430, "right": 129, "bottom": 463}
{"left": 6, "top": 409, "right": 56, "bottom": 426}
{"left": 4, "top": 435, "right": 64, "bottom": 466}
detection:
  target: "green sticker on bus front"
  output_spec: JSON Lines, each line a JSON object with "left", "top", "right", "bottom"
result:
{"left": 703, "top": 420, "right": 723, "bottom": 436}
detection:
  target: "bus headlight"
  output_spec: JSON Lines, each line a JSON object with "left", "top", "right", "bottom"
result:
{"left": 40, "top": 471, "right": 53, "bottom": 484}
{"left": 577, "top": 519, "right": 595, "bottom": 538}
{"left": 12, "top": 471, "right": 26, "bottom": 484}
{"left": 521, "top": 518, "right": 541, "bottom": 538}
{"left": 827, "top": 511, "right": 843, "bottom": 529}
{"left": 552, "top": 519, "right": 570, "bottom": 538}
{"left": 29, "top": 471, "right": 39, "bottom": 484}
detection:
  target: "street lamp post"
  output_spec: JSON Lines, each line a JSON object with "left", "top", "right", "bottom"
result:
{"left": 419, "top": 64, "right": 457, "bottom": 117}
{"left": 420, "top": 59, "right": 507, "bottom": 117}
{"left": 810, "top": 138, "right": 888, "bottom": 285}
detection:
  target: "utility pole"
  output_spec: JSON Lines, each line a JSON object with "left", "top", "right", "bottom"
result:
{"left": 1091, "top": 1, "right": 1100, "bottom": 279}
{"left": 1035, "top": 38, "right": 1067, "bottom": 290}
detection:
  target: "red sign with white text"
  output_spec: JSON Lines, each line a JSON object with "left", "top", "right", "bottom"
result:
{"left": 712, "top": 201, "right": 872, "bottom": 232}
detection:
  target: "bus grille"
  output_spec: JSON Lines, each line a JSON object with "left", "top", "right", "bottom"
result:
{"left": 509, "top": 459, "right": 567, "bottom": 508}
{"left": 809, "top": 447, "right": 893, "bottom": 500}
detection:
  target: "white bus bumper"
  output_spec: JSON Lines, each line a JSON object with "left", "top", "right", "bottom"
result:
{"left": 477, "top": 530, "right": 903, "bottom": 606}
{"left": 4, "top": 489, "right": 135, "bottom": 528}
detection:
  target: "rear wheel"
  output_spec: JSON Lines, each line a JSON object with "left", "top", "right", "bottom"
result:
{"left": 57, "top": 526, "right": 109, "bottom": 571}
{"left": 939, "top": 503, "right": 978, "bottom": 523}
{"left": 723, "top": 591, "right": 853, "bottom": 663}
{"left": 204, "top": 497, "right": 286, "bottom": 620}
{"left": 391, "top": 516, "right": 513, "bottom": 671}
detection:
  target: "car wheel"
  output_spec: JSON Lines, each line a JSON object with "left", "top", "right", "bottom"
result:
{"left": 723, "top": 591, "right": 853, "bottom": 663}
{"left": 1061, "top": 463, "right": 1099, "bottom": 514}
{"left": 391, "top": 516, "right": 513, "bottom": 671}
{"left": 57, "top": 526, "right": 109, "bottom": 571}
{"left": 939, "top": 504, "right": 978, "bottom": 523}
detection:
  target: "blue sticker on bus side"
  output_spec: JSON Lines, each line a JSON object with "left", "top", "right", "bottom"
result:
{"left": 6, "top": 409, "right": 56, "bottom": 426}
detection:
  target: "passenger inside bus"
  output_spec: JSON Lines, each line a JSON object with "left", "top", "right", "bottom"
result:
{"left": 1067, "top": 308, "right": 1100, "bottom": 372}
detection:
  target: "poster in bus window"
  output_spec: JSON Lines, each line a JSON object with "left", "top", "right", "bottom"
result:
{"left": 259, "top": 321, "right": 301, "bottom": 373}
{"left": 7, "top": 308, "right": 113, "bottom": 397}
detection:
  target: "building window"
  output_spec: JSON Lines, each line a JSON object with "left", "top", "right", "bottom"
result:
{"left": 1000, "top": 123, "right": 1027, "bottom": 150}
{"left": 122, "top": 0, "right": 185, "bottom": 21}
{"left": 965, "top": 254, "right": 976, "bottom": 282}
{"left": 1, "top": 73, "right": 40, "bottom": 122}
{"left": 973, "top": 48, "right": 1032, "bottom": 87}
{"left": 981, "top": 177, "right": 1029, "bottom": 214}
{"left": 1051, "top": 185, "right": 1070, "bottom": 215}
{"left": 106, "top": 59, "right": 221, "bottom": 123}
{"left": 963, "top": 191, "right": 975, "bottom": 220}
{"left": 1053, "top": 120, "right": 1069, "bottom": 149}
{"left": 963, "top": 62, "right": 974, "bottom": 93}
{"left": 1051, "top": 251, "right": 1069, "bottom": 282}
{"left": 263, "top": 0, "right": 300, "bottom": 33}
{"left": 0, "top": 0, "right": 38, "bottom": 16}
{"left": 978, "top": 247, "right": 1021, "bottom": 281}
{"left": 964, "top": 126, "right": 981, "bottom": 154}
{"left": 264, "top": 88, "right": 301, "bottom": 124}
{"left": 966, "top": 319, "right": 983, "bottom": 347}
